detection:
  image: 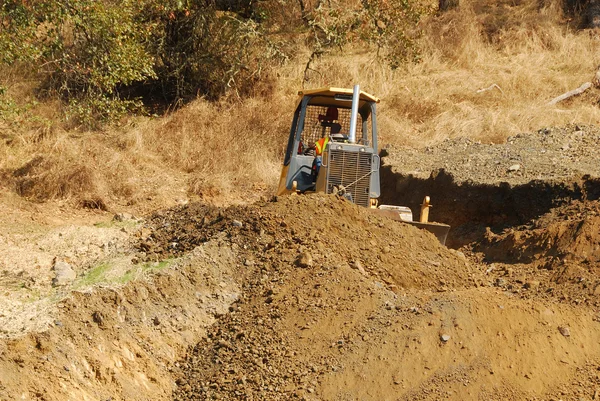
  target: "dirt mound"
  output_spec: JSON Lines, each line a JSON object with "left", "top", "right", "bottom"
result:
{"left": 466, "top": 199, "right": 600, "bottom": 307}
{"left": 140, "top": 194, "right": 476, "bottom": 292}
{"left": 480, "top": 199, "right": 600, "bottom": 265}
{"left": 132, "top": 194, "right": 478, "bottom": 400}
{"left": 0, "top": 239, "right": 240, "bottom": 401}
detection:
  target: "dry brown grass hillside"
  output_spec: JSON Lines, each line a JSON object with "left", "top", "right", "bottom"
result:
{"left": 1, "top": 0, "right": 599, "bottom": 211}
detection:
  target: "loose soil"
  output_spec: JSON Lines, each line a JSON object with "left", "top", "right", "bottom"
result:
{"left": 382, "top": 124, "right": 600, "bottom": 186}
{"left": 3, "top": 125, "right": 600, "bottom": 401}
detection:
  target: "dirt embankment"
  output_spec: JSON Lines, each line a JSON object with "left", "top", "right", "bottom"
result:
{"left": 0, "top": 238, "right": 240, "bottom": 401}
{"left": 159, "top": 196, "right": 600, "bottom": 401}
{"left": 3, "top": 132, "right": 600, "bottom": 400}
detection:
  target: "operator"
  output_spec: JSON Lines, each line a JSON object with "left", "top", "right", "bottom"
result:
{"left": 310, "top": 107, "right": 340, "bottom": 182}
{"left": 311, "top": 123, "right": 342, "bottom": 181}
{"left": 315, "top": 135, "right": 329, "bottom": 157}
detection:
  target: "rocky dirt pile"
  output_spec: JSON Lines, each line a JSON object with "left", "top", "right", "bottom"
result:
{"left": 133, "top": 194, "right": 600, "bottom": 401}
{"left": 139, "top": 194, "right": 476, "bottom": 291}
{"left": 131, "top": 194, "right": 477, "bottom": 400}
{"left": 468, "top": 199, "right": 600, "bottom": 307}
{"left": 383, "top": 124, "right": 600, "bottom": 185}
{"left": 480, "top": 199, "right": 600, "bottom": 265}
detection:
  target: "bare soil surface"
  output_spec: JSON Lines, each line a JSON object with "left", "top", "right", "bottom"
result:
{"left": 382, "top": 124, "right": 600, "bottom": 185}
{"left": 3, "top": 126, "right": 600, "bottom": 400}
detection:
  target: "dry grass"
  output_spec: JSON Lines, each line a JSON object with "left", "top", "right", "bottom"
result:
{"left": 0, "top": 95, "right": 292, "bottom": 209}
{"left": 299, "top": 0, "right": 600, "bottom": 147}
{"left": 1, "top": 0, "right": 600, "bottom": 210}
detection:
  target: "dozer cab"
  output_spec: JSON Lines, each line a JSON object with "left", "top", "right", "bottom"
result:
{"left": 277, "top": 85, "right": 450, "bottom": 244}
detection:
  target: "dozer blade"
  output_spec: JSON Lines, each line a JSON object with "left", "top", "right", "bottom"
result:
{"left": 371, "top": 208, "right": 450, "bottom": 245}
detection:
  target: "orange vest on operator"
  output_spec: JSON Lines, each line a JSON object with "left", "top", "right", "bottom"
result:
{"left": 315, "top": 137, "right": 329, "bottom": 156}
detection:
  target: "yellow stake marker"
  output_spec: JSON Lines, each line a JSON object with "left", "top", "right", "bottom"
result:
{"left": 420, "top": 196, "right": 431, "bottom": 223}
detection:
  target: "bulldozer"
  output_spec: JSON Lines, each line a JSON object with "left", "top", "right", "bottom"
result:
{"left": 277, "top": 85, "right": 450, "bottom": 244}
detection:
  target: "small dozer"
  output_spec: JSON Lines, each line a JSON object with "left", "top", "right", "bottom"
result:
{"left": 277, "top": 85, "right": 450, "bottom": 244}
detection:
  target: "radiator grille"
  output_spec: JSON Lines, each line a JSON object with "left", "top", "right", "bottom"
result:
{"left": 326, "top": 149, "right": 372, "bottom": 207}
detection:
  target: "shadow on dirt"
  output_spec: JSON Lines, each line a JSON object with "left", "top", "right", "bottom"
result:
{"left": 380, "top": 165, "right": 600, "bottom": 248}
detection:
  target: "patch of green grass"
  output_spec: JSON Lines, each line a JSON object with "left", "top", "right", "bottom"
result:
{"left": 71, "top": 258, "right": 176, "bottom": 290}
{"left": 75, "top": 262, "right": 111, "bottom": 288}
{"left": 142, "top": 259, "right": 172, "bottom": 272}
{"left": 16, "top": 287, "right": 44, "bottom": 303}
{"left": 116, "top": 269, "right": 135, "bottom": 284}
{"left": 93, "top": 221, "right": 111, "bottom": 228}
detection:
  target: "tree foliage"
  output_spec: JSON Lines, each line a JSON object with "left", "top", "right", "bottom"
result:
{"left": 0, "top": 0, "right": 430, "bottom": 127}
{"left": 300, "top": 0, "right": 433, "bottom": 68}
{"left": 0, "top": 0, "right": 280, "bottom": 126}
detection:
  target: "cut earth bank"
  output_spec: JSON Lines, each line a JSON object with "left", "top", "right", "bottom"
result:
{"left": 2, "top": 126, "right": 600, "bottom": 400}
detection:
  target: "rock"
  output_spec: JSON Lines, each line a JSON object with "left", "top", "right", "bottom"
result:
{"left": 296, "top": 252, "right": 313, "bottom": 268}
{"left": 440, "top": 334, "right": 451, "bottom": 342}
{"left": 524, "top": 281, "right": 540, "bottom": 289}
{"left": 508, "top": 164, "right": 521, "bottom": 172}
{"left": 352, "top": 260, "right": 367, "bottom": 275}
{"left": 137, "top": 286, "right": 149, "bottom": 300}
{"left": 232, "top": 220, "right": 243, "bottom": 227}
{"left": 52, "top": 261, "right": 76, "bottom": 286}
{"left": 558, "top": 326, "right": 571, "bottom": 337}
{"left": 92, "top": 311, "right": 105, "bottom": 326}
{"left": 113, "top": 212, "right": 134, "bottom": 222}
{"left": 139, "top": 227, "right": 152, "bottom": 239}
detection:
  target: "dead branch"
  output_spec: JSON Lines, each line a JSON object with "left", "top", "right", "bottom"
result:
{"left": 548, "top": 82, "right": 592, "bottom": 105}
{"left": 302, "top": 50, "right": 324, "bottom": 87}
{"left": 476, "top": 84, "right": 504, "bottom": 94}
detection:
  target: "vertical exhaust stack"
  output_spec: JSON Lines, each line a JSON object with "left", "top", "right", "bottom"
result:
{"left": 348, "top": 84, "right": 360, "bottom": 144}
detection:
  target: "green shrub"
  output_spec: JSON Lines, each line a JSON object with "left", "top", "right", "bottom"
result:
{"left": 298, "top": 0, "right": 433, "bottom": 68}
{"left": 360, "top": 0, "right": 434, "bottom": 67}
{"left": 0, "top": 0, "right": 427, "bottom": 127}
{"left": 0, "top": 0, "right": 282, "bottom": 126}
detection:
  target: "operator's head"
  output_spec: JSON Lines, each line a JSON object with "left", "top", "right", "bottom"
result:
{"left": 318, "top": 106, "right": 338, "bottom": 122}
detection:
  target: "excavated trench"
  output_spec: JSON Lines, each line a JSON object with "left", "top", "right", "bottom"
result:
{"left": 380, "top": 165, "right": 600, "bottom": 248}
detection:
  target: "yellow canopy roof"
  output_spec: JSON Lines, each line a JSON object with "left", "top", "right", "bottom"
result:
{"left": 297, "top": 87, "right": 380, "bottom": 108}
